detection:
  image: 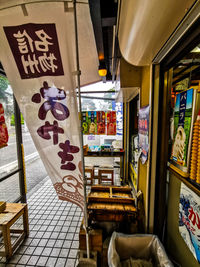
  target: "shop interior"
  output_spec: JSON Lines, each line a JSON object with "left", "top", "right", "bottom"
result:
{"left": 1, "top": 1, "right": 200, "bottom": 267}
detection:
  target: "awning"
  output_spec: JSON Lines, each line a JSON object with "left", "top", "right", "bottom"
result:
{"left": 118, "top": 0, "right": 196, "bottom": 66}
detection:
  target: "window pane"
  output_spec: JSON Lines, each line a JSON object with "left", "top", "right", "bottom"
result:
{"left": 0, "top": 75, "right": 18, "bottom": 179}
{"left": 0, "top": 172, "right": 20, "bottom": 202}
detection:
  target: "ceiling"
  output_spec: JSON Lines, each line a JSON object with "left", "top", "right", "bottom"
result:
{"left": 88, "top": 0, "right": 119, "bottom": 82}
{"left": 172, "top": 47, "right": 200, "bottom": 88}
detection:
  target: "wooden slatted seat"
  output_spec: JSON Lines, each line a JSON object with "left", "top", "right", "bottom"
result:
{"left": 85, "top": 166, "right": 94, "bottom": 185}
{"left": 98, "top": 167, "right": 114, "bottom": 185}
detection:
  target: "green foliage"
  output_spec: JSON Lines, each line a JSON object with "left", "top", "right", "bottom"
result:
{"left": 11, "top": 113, "right": 24, "bottom": 126}
{"left": 0, "top": 76, "right": 9, "bottom": 98}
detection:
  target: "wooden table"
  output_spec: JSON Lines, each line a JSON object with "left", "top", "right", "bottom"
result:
{"left": 0, "top": 203, "right": 29, "bottom": 260}
{"left": 87, "top": 185, "right": 137, "bottom": 222}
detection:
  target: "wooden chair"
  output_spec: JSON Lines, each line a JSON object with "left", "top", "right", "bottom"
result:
{"left": 98, "top": 168, "right": 114, "bottom": 185}
{"left": 85, "top": 166, "right": 94, "bottom": 185}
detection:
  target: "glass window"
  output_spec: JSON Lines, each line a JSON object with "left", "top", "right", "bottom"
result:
{"left": 0, "top": 75, "right": 18, "bottom": 179}
{"left": 0, "top": 172, "right": 20, "bottom": 202}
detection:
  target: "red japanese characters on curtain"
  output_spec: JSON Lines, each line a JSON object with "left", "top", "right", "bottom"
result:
{"left": 0, "top": 103, "right": 9, "bottom": 148}
{"left": 0, "top": 2, "right": 101, "bottom": 210}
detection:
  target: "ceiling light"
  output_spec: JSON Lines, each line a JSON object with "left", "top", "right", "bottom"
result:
{"left": 191, "top": 47, "right": 200, "bottom": 53}
{"left": 98, "top": 61, "right": 107, "bottom": 77}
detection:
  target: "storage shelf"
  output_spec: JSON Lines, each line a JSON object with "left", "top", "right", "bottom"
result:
{"left": 168, "top": 164, "right": 200, "bottom": 196}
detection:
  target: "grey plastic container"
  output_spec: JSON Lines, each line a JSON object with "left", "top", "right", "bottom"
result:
{"left": 108, "top": 232, "right": 174, "bottom": 267}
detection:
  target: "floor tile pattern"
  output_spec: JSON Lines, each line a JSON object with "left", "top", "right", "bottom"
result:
{"left": 0, "top": 179, "right": 83, "bottom": 267}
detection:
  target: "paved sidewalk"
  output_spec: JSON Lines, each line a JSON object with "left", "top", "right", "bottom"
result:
{"left": 0, "top": 179, "right": 83, "bottom": 267}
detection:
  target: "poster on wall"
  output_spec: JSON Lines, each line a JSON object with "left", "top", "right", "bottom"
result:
{"left": 107, "top": 111, "right": 116, "bottom": 135}
{"left": 0, "top": 103, "right": 9, "bottom": 148}
{"left": 97, "top": 111, "right": 105, "bottom": 135}
{"left": 88, "top": 111, "right": 97, "bottom": 135}
{"left": 138, "top": 105, "right": 149, "bottom": 164}
{"left": 179, "top": 183, "right": 200, "bottom": 262}
{"left": 171, "top": 88, "right": 195, "bottom": 172}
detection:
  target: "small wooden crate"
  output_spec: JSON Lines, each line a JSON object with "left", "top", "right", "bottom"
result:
{"left": 87, "top": 185, "right": 137, "bottom": 222}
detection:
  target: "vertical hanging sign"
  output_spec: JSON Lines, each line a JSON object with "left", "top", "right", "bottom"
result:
{"left": 97, "top": 111, "right": 105, "bottom": 135}
{"left": 4, "top": 23, "right": 64, "bottom": 79}
{"left": 107, "top": 111, "right": 116, "bottom": 135}
{"left": 112, "top": 102, "right": 123, "bottom": 135}
{"left": 82, "top": 111, "right": 88, "bottom": 134}
{"left": 0, "top": 4, "right": 84, "bottom": 209}
{"left": 138, "top": 105, "right": 149, "bottom": 164}
{"left": 88, "top": 111, "right": 97, "bottom": 135}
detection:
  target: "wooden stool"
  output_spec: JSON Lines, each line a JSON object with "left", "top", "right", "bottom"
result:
{"left": 0, "top": 203, "right": 29, "bottom": 260}
{"left": 98, "top": 168, "right": 114, "bottom": 185}
{"left": 85, "top": 166, "right": 94, "bottom": 185}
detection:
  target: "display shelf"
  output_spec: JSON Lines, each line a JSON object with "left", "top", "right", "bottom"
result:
{"left": 86, "top": 150, "right": 124, "bottom": 157}
{"left": 168, "top": 164, "right": 200, "bottom": 196}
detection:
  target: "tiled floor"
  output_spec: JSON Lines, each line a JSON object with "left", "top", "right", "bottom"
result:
{"left": 0, "top": 179, "right": 83, "bottom": 267}
{"left": 0, "top": 160, "right": 121, "bottom": 267}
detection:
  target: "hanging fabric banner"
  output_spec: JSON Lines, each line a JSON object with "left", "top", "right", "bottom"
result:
{"left": 88, "top": 111, "right": 97, "bottom": 135}
{"left": 107, "top": 111, "right": 116, "bottom": 135}
{"left": 97, "top": 111, "right": 105, "bottom": 135}
{"left": 138, "top": 105, "right": 149, "bottom": 164}
{"left": 0, "top": 1, "right": 99, "bottom": 209}
{"left": 82, "top": 111, "right": 88, "bottom": 135}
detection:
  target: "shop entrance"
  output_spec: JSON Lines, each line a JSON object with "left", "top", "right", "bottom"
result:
{"left": 80, "top": 82, "right": 123, "bottom": 188}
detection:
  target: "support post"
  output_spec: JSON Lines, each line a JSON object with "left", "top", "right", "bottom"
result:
{"left": 14, "top": 96, "right": 27, "bottom": 203}
{"left": 73, "top": 0, "right": 90, "bottom": 259}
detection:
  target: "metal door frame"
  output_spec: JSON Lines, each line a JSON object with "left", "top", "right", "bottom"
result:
{"left": 0, "top": 72, "right": 26, "bottom": 203}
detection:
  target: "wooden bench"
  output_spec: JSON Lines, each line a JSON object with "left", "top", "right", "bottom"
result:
{"left": 87, "top": 185, "right": 136, "bottom": 222}
{"left": 0, "top": 203, "right": 29, "bottom": 260}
